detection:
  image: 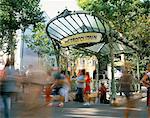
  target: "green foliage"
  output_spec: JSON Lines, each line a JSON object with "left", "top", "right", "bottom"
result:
{"left": 0, "top": 0, "right": 44, "bottom": 55}
{"left": 24, "top": 22, "right": 56, "bottom": 68}
{"left": 78, "top": 0, "right": 150, "bottom": 64}
{"left": 78, "top": 0, "right": 145, "bottom": 32}
{"left": 69, "top": 48, "right": 94, "bottom": 60}
{"left": 24, "top": 22, "right": 55, "bottom": 56}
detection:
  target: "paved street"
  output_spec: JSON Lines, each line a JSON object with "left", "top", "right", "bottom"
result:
{"left": 0, "top": 96, "right": 148, "bottom": 118}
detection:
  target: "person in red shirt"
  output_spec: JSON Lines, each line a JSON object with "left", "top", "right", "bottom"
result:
{"left": 83, "top": 72, "right": 91, "bottom": 105}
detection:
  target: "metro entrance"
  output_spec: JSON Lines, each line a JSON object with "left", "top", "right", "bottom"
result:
{"left": 46, "top": 9, "right": 139, "bottom": 100}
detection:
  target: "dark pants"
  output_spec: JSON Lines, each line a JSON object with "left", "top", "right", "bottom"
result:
{"left": 100, "top": 93, "right": 106, "bottom": 103}
{"left": 2, "top": 94, "right": 10, "bottom": 118}
{"left": 75, "top": 88, "right": 84, "bottom": 102}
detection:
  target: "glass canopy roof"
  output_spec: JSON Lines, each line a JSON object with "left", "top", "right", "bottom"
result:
{"left": 46, "top": 9, "right": 139, "bottom": 55}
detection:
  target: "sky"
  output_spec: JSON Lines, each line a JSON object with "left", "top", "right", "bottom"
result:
{"left": 40, "top": 0, "right": 81, "bottom": 19}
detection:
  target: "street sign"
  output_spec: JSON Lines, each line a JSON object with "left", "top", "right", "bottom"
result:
{"left": 61, "top": 33, "right": 102, "bottom": 47}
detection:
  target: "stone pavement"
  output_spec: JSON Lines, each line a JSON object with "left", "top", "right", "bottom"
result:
{"left": 0, "top": 95, "right": 148, "bottom": 118}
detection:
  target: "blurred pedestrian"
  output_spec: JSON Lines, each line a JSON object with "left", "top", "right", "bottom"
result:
{"left": 120, "top": 64, "right": 134, "bottom": 118}
{"left": 23, "top": 67, "right": 47, "bottom": 109}
{"left": 74, "top": 69, "right": 85, "bottom": 103}
{"left": 99, "top": 83, "right": 107, "bottom": 103}
{"left": 25, "top": 64, "right": 33, "bottom": 79}
{"left": 63, "top": 70, "right": 71, "bottom": 102}
{"left": 0, "top": 58, "right": 17, "bottom": 118}
{"left": 141, "top": 63, "right": 150, "bottom": 117}
{"left": 71, "top": 72, "right": 77, "bottom": 91}
{"left": 83, "top": 72, "right": 91, "bottom": 105}
{"left": 44, "top": 69, "right": 54, "bottom": 104}
{"left": 49, "top": 70, "right": 69, "bottom": 107}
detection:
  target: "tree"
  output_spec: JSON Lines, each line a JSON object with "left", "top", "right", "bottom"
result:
{"left": 77, "top": 0, "right": 149, "bottom": 53}
{"left": 77, "top": 0, "right": 150, "bottom": 71}
{"left": 24, "top": 22, "right": 56, "bottom": 68}
{"left": 0, "top": 0, "right": 44, "bottom": 58}
{"left": 25, "top": 23, "right": 54, "bottom": 55}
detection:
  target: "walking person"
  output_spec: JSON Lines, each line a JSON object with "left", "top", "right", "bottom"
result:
{"left": 25, "top": 64, "right": 33, "bottom": 79}
{"left": 0, "top": 58, "right": 17, "bottom": 118}
{"left": 99, "top": 83, "right": 107, "bottom": 104}
{"left": 49, "top": 70, "right": 70, "bottom": 107}
{"left": 141, "top": 63, "right": 150, "bottom": 118}
{"left": 59, "top": 70, "right": 71, "bottom": 103}
{"left": 83, "top": 72, "right": 91, "bottom": 105}
{"left": 74, "top": 69, "right": 85, "bottom": 103}
{"left": 63, "top": 71, "right": 71, "bottom": 102}
{"left": 44, "top": 69, "right": 54, "bottom": 104}
{"left": 120, "top": 63, "right": 134, "bottom": 118}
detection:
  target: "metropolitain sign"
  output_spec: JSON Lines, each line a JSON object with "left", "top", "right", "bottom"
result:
{"left": 61, "top": 33, "right": 102, "bottom": 47}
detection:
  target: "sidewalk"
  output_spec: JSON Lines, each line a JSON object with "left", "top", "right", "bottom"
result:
{"left": 0, "top": 92, "right": 147, "bottom": 118}
{"left": 1, "top": 98, "right": 147, "bottom": 118}
{"left": 111, "top": 92, "right": 146, "bottom": 107}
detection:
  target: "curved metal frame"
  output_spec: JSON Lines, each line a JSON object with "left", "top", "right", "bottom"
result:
{"left": 46, "top": 9, "right": 139, "bottom": 54}
{"left": 46, "top": 9, "right": 110, "bottom": 49}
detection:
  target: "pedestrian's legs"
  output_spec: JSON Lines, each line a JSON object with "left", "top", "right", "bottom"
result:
{"left": 77, "top": 94, "right": 80, "bottom": 101}
{"left": 74, "top": 88, "right": 80, "bottom": 101}
{"left": 59, "top": 88, "right": 66, "bottom": 107}
{"left": 64, "top": 90, "right": 69, "bottom": 102}
{"left": 84, "top": 94, "right": 88, "bottom": 102}
{"left": 83, "top": 93, "right": 91, "bottom": 105}
{"left": 2, "top": 95, "right": 10, "bottom": 118}
{"left": 45, "top": 85, "right": 52, "bottom": 104}
{"left": 78, "top": 88, "right": 84, "bottom": 102}
{"left": 148, "top": 107, "right": 150, "bottom": 118}
{"left": 64, "top": 86, "right": 69, "bottom": 102}
{"left": 124, "top": 98, "right": 132, "bottom": 118}
{"left": 78, "top": 94, "right": 84, "bottom": 102}
{"left": 103, "top": 93, "right": 107, "bottom": 103}
{"left": 100, "top": 95, "right": 104, "bottom": 103}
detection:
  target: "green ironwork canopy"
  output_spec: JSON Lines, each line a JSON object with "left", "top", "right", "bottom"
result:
{"left": 46, "top": 9, "right": 139, "bottom": 55}
{"left": 46, "top": 9, "right": 141, "bottom": 100}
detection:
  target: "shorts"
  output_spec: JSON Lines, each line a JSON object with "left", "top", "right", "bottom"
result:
{"left": 59, "top": 87, "right": 67, "bottom": 97}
